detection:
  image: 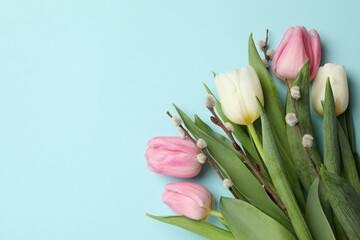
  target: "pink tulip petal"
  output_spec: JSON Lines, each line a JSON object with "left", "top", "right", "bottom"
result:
{"left": 145, "top": 148, "right": 201, "bottom": 178}
{"left": 165, "top": 182, "right": 212, "bottom": 206}
{"left": 162, "top": 191, "right": 208, "bottom": 220}
{"left": 275, "top": 26, "right": 309, "bottom": 80}
{"left": 272, "top": 27, "right": 294, "bottom": 77}
{"left": 300, "top": 26, "right": 314, "bottom": 65}
{"left": 147, "top": 137, "right": 199, "bottom": 156}
{"left": 309, "top": 29, "right": 321, "bottom": 80}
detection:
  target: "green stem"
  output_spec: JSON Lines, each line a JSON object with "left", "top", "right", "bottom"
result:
{"left": 208, "top": 209, "right": 223, "bottom": 218}
{"left": 247, "top": 123, "right": 265, "bottom": 162}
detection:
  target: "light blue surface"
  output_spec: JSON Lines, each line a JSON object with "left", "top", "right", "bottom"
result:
{"left": 0, "top": 0, "right": 360, "bottom": 239}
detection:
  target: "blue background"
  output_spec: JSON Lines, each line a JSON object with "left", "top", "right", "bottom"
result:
{"left": 0, "top": 0, "right": 359, "bottom": 239}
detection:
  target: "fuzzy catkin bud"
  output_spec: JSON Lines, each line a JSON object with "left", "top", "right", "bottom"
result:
{"left": 196, "top": 138, "right": 207, "bottom": 149}
{"left": 205, "top": 94, "right": 216, "bottom": 108}
{"left": 290, "top": 86, "right": 301, "bottom": 100}
{"left": 172, "top": 116, "right": 182, "bottom": 127}
{"left": 258, "top": 40, "right": 266, "bottom": 49}
{"left": 196, "top": 153, "right": 207, "bottom": 164}
{"left": 302, "top": 134, "right": 314, "bottom": 148}
{"left": 222, "top": 178, "right": 233, "bottom": 189}
{"left": 266, "top": 48, "right": 275, "bottom": 58}
{"left": 262, "top": 59, "right": 269, "bottom": 68}
{"left": 178, "top": 129, "right": 186, "bottom": 138}
{"left": 224, "top": 122, "right": 234, "bottom": 132}
{"left": 285, "top": 113, "right": 298, "bottom": 127}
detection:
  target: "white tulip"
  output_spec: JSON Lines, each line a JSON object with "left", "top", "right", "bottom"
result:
{"left": 311, "top": 63, "right": 349, "bottom": 116}
{"left": 215, "top": 65, "right": 264, "bottom": 125}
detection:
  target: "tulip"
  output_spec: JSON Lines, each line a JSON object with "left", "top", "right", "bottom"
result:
{"left": 272, "top": 26, "right": 321, "bottom": 81}
{"left": 162, "top": 182, "right": 214, "bottom": 220}
{"left": 311, "top": 63, "right": 349, "bottom": 116}
{"left": 145, "top": 137, "right": 202, "bottom": 178}
{"left": 215, "top": 65, "right": 264, "bottom": 125}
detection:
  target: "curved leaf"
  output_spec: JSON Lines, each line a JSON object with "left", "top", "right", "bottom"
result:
{"left": 321, "top": 167, "right": 360, "bottom": 240}
{"left": 305, "top": 179, "right": 336, "bottom": 240}
{"left": 146, "top": 214, "right": 235, "bottom": 240}
{"left": 220, "top": 198, "right": 296, "bottom": 240}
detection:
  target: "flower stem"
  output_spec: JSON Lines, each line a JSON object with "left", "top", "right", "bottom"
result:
{"left": 208, "top": 209, "right": 223, "bottom": 218}
{"left": 247, "top": 123, "right": 265, "bottom": 162}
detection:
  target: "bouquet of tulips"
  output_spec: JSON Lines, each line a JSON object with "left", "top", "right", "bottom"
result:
{"left": 145, "top": 26, "right": 360, "bottom": 240}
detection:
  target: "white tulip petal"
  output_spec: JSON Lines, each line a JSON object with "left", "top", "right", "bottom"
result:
{"left": 215, "top": 66, "right": 264, "bottom": 125}
{"left": 311, "top": 63, "right": 348, "bottom": 116}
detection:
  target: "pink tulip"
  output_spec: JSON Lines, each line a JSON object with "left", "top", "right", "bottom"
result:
{"left": 271, "top": 26, "right": 321, "bottom": 81}
{"left": 145, "top": 137, "right": 202, "bottom": 178}
{"left": 162, "top": 182, "right": 215, "bottom": 220}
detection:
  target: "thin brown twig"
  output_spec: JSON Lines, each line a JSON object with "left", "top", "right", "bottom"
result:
{"left": 261, "top": 29, "right": 270, "bottom": 62}
{"left": 284, "top": 80, "right": 324, "bottom": 187}
{"left": 207, "top": 107, "right": 288, "bottom": 215}
{"left": 166, "top": 111, "right": 239, "bottom": 199}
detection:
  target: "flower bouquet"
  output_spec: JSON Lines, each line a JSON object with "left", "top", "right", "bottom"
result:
{"left": 145, "top": 26, "right": 360, "bottom": 240}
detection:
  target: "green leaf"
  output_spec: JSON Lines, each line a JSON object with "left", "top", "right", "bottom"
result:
{"left": 174, "top": 104, "right": 293, "bottom": 232}
{"left": 337, "top": 121, "right": 360, "bottom": 195}
{"left": 305, "top": 178, "right": 336, "bottom": 240}
{"left": 344, "top": 108, "right": 355, "bottom": 152}
{"left": 320, "top": 167, "right": 360, "bottom": 240}
{"left": 323, "top": 79, "right": 341, "bottom": 175}
{"left": 220, "top": 198, "right": 296, "bottom": 240}
{"left": 146, "top": 214, "right": 235, "bottom": 240}
{"left": 286, "top": 61, "right": 322, "bottom": 191}
{"left": 258, "top": 99, "right": 312, "bottom": 240}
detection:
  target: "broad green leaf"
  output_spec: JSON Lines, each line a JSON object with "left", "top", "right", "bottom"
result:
{"left": 194, "top": 114, "right": 270, "bottom": 182}
{"left": 321, "top": 167, "right": 360, "bottom": 240}
{"left": 286, "top": 61, "right": 322, "bottom": 191}
{"left": 306, "top": 179, "right": 336, "bottom": 240}
{"left": 258, "top": 100, "right": 312, "bottom": 240}
{"left": 337, "top": 121, "right": 360, "bottom": 195}
{"left": 146, "top": 214, "right": 235, "bottom": 240}
{"left": 334, "top": 215, "right": 350, "bottom": 240}
{"left": 174, "top": 104, "right": 292, "bottom": 232}
{"left": 323, "top": 79, "right": 340, "bottom": 175}
{"left": 220, "top": 198, "right": 296, "bottom": 240}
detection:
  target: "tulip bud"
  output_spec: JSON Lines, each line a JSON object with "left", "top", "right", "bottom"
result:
{"left": 311, "top": 63, "right": 349, "bottom": 116}
{"left": 162, "top": 182, "right": 214, "bottom": 220}
{"left": 215, "top": 65, "right": 264, "bottom": 125}
{"left": 145, "top": 137, "right": 202, "bottom": 178}
{"left": 272, "top": 26, "right": 321, "bottom": 81}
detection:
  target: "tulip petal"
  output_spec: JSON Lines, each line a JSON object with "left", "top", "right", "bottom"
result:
{"left": 165, "top": 182, "right": 212, "bottom": 207}
{"left": 300, "top": 26, "right": 313, "bottom": 66}
{"left": 275, "top": 26, "right": 309, "bottom": 80}
{"left": 162, "top": 191, "right": 208, "bottom": 220}
{"left": 272, "top": 27, "right": 294, "bottom": 77}
{"left": 145, "top": 148, "right": 201, "bottom": 178}
{"left": 147, "top": 137, "right": 199, "bottom": 156}
{"left": 309, "top": 30, "right": 321, "bottom": 80}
